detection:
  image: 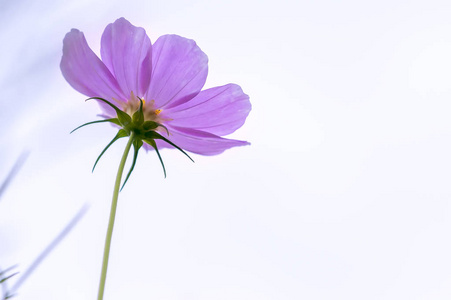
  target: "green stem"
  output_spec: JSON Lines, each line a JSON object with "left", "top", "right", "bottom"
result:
{"left": 97, "top": 132, "right": 135, "bottom": 300}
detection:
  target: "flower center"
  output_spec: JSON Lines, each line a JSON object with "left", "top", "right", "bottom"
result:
{"left": 122, "top": 92, "right": 165, "bottom": 124}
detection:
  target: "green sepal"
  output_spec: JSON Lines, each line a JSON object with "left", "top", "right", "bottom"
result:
{"left": 142, "top": 121, "right": 158, "bottom": 131}
{"left": 144, "top": 131, "right": 194, "bottom": 163}
{"left": 70, "top": 118, "right": 120, "bottom": 134}
{"left": 145, "top": 139, "right": 166, "bottom": 178}
{"left": 132, "top": 99, "right": 144, "bottom": 125}
{"left": 86, "top": 97, "right": 131, "bottom": 126}
{"left": 120, "top": 139, "right": 143, "bottom": 191}
{"left": 142, "top": 121, "right": 169, "bottom": 135}
{"left": 93, "top": 129, "right": 129, "bottom": 172}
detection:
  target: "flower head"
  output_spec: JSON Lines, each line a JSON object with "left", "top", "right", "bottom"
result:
{"left": 61, "top": 18, "right": 251, "bottom": 179}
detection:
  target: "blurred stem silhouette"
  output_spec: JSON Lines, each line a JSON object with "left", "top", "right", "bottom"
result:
{"left": 0, "top": 152, "right": 28, "bottom": 201}
{"left": 0, "top": 265, "right": 18, "bottom": 299}
{"left": 1, "top": 205, "right": 89, "bottom": 299}
{"left": 1, "top": 153, "right": 89, "bottom": 299}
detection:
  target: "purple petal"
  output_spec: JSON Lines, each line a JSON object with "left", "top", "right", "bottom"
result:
{"left": 164, "top": 84, "right": 251, "bottom": 136}
{"left": 100, "top": 18, "right": 152, "bottom": 98}
{"left": 145, "top": 35, "right": 208, "bottom": 109}
{"left": 154, "top": 126, "right": 250, "bottom": 155}
{"left": 60, "top": 29, "right": 125, "bottom": 105}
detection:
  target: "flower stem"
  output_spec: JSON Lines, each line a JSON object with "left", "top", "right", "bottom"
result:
{"left": 97, "top": 132, "right": 135, "bottom": 300}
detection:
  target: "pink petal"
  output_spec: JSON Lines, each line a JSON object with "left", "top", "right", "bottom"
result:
{"left": 60, "top": 29, "right": 125, "bottom": 105}
{"left": 145, "top": 35, "right": 208, "bottom": 109}
{"left": 164, "top": 84, "right": 251, "bottom": 136}
{"left": 100, "top": 18, "right": 152, "bottom": 98}
{"left": 155, "top": 126, "right": 250, "bottom": 155}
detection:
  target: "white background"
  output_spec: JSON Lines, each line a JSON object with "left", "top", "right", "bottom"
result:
{"left": 1, "top": 0, "right": 451, "bottom": 299}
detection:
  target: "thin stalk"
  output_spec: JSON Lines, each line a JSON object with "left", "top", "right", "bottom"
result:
{"left": 97, "top": 132, "right": 135, "bottom": 300}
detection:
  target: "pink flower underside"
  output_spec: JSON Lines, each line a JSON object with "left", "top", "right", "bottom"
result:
{"left": 60, "top": 17, "right": 251, "bottom": 155}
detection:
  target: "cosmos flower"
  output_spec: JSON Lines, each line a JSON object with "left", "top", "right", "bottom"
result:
{"left": 61, "top": 19, "right": 251, "bottom": 298}
{"left": 60, "top": 17, "right": 251, "bottom": 161}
